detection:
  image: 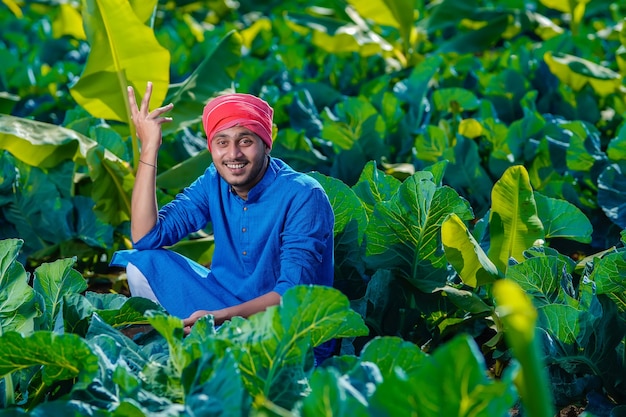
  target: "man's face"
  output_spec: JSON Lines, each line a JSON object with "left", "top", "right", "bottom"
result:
{"left": 210, "top": 125, "right": 270, "bottom": 199}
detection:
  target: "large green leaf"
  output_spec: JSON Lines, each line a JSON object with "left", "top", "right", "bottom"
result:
{"left": 219, "top": 285, "right": 368, "bottom": 409}
{"left": 591, "top": 251, "right": 626, "bottom": 314}
{"left": 506, "top": 256, "right": 578, "bottom": 308}
{"left": 71, "top": 0, "right": 170, "bottom": 122}
{"left": 0, "top": 331, "right": 99, "bottom": 386}
{"left": 32, "top": 257, "right": 87, "bottom": 331}
{"left": 441, "top": 213, "right": 500, "bottom": 288}
{"left": 351, "top": 160, "right": 401, "bottom": 219}
{"left": 309, "top": 172, "right": 368, "bottom": 294}
{"left": 359, "top": 336, "right": 427, "bottom": 379}
{"left": 534, "top": 192, "right": 592, "bottom": 243}
{"left": 0, "top": 116, "right": 133, "bottom": 226}
{"left": 301, "top": 367, "right": 370, "bottom": 417}
{"left": 370, "top": 334, "right": 516, "bottom": 416}
{"left": 309, "top": 172, "right": 367, "bottom": 240}
{"left": 0, "top": 239, "right": 37, "bottom": 334}
{"left": 87, "top": 146, "right": 135, "bottom": 226}
{"left": 0, "top": 115, "right": 91, "bottom": 168}
{"left": 365, "top": 171, "right": 474, "bottom": 292}
{"left": 488, "top": 165, "right": 544, "bottom": 272}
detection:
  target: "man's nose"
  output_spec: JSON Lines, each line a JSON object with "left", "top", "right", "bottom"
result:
{"left": 226, "top": 142, "right": 243, "bottom": 157}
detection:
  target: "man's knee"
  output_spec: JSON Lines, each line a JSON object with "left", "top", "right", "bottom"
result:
{"left": 126, "top": 262, "right": 159, "bottom": 303}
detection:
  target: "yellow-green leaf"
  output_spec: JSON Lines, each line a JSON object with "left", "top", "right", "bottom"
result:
{"left": 488, "top": 165, "right": 544, "bottom": 272}
{"left": 52, "top": 4, "right": 86, "bottom": 40}
{"left": 442, "top": 213, "right": 500, "bottom": 287}
{"left": 544, "top": 51, "right": 622, "bottom": 96}
{"left": 458, "top": 118, "right": 483, "bottom": 139}
{"left": 70, "top": 0, "right": 170, "bottom": 122}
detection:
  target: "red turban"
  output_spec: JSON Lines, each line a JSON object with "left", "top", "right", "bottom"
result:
{"left": 202, "top": 93, "right": 274, "bottom": 151}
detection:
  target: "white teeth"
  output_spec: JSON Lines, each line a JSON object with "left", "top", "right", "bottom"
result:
{"left": 227, "top": 163, "right": 245, "bottom": 169}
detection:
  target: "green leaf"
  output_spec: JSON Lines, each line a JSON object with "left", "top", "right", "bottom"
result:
{"left": 506, "top": 256, "right": 578, "bottom": 307}
{"left": 32, "top": 257, "right": 87, "bottom": 331}
{"left": 163, "top": 30, "right": 242, "bottom": 135}
{"left": 351, "top": 160, "right": 401, "bottom": 219}
{"left": 598, "top": 164, "right": 626, "bottom": 229}
{"left": 436, "top": 13, "right": 511, "bottom": 54}
{"left": 444, "top": 136, "right": 493, "bottom": 218}
{"left": 359, "top": 336, "right": 427, "bottom": 379}
{"left": 86, "top": 146, "right": 135, "bottom": 226}
{"left": 432, "top": 88, "right": 480, "bottom": 113}
{"left": 488, "top": 165, "right": 544, "bottom": 272}
{"left": 301, "top": 367, "right": 370, "bottom": 417}
{"left": 0, "top": 115, "right": 93, "bottom": 168}
{"left": 280, "top": 286, "right": 368, "bottom": 348}
{"left": 607, "top": 123, "right": 626, "bottom": 163}
{"left": 442, "top": 213, "right": 500, "bottom": 287}
{"left": 218, "top": 285, "right": 367, "bottom": 409}
{"left": 145, "top": 310, "right": 186, "bottom": 374}
{"left": 346, "top": 0, "right": 416, "bottom": 51}
{"left": 365, "top": 171, "right": 474, "bottom": 292}
{"left": 534, "top": 192, "right": 592, "bottom": 243}
{"left": 182, "top": 350, "right": 250, "bottom": 416}
{"left": 96, "top": 296, "right": 161, "bottom": 328}
{"left": 309, "top": 172, "right": 367, "bottom": 240}
{"left": 0, "top": 239, "right": 37, "bottom": 334}
{"left": 537, "top": 304, "right": 580, "bottom": 344}
{"left": 0, "top": 116, "right": 134, "bottom": 227}
{"left": 370, "top": 334, "right": 516, "bottom": 415}
{"left": 440, "top": 286, "right": 493, "bottom": 314}
{"left": 309, "top": 172, "right": 369, "bottom": 291}
{"left": 590, "top": 251, "right": 626, "bottom": 314}
{"left": 70, "top": 0, "right": 170, "bottom": 122}
{"left": 0, "top": 331, "right": 98, "bottom": 385}
{"left": 544, "top": 52, "right": 622, "bottom": 96}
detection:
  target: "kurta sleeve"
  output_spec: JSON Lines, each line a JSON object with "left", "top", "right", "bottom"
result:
{"left": 133, "top": 168, "right": 216, "bottom": 249}
{"left": 273, "top": 186, "right": 334, "bottom": 295}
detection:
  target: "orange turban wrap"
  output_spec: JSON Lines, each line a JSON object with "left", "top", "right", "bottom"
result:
{"left": 202, "top": 93, "right": 274, "bottom": 151}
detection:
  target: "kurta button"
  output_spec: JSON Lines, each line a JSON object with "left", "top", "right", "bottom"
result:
{"left": 243, "top": 207, "right": 248, "bottom": 211}
{"left": 242, "top": 228, "right": 247, "bottom": 232}
{"left": 242, "top": 251, "right": 247, "bottom": 255}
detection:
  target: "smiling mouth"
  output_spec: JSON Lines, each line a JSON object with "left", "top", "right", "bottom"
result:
{"left": 225, "top": 162, "right": 247, "bottom": 169}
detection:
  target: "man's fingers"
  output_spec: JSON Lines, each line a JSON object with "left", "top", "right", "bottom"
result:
{"left": 127, "top": 86, "right": 139, "bottom": 116}
{"left": 140, "top": 81, "right": 153, "bottom": 112}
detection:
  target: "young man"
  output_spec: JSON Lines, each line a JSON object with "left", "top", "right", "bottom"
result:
{"left": 111, "top": 82, "right": 336, "bottom": 361}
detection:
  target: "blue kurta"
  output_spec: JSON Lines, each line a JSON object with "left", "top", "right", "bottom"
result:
{"left": 110, "top": 157, "right": 335, "bottom": 320}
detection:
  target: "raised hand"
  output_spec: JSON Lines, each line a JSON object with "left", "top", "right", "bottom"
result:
{"left": 128, "top": 81, "right": 173, "bottom": 150}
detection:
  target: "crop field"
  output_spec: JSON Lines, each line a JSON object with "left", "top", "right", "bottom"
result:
{"left": 1, "top": 0, "right": 626, "bottom": 416}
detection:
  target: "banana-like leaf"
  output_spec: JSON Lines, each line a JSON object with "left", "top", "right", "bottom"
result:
{"left": 488, "top": 165, "right": 544, "bottom": 272}
{"left": 346, "top": 0, "right": 415, "bottom": 53}
{"left": 0, "top": 115, "right": 134, "bottom": 226}
{"left": 70, "top": 0, "right": 170, "bottom": 122}
{"left": 442, "top": 213, "right": 500, "bottom": 288}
